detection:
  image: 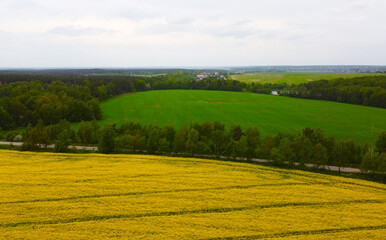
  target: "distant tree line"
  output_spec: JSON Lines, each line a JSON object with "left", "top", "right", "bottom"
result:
{"left": 0, "top": 68, "right": 227, "bottom": 76}
{"left": 149, "top": 78, "right": 286, "bottom": 94}
{"left": 282, "top": 76, "right": 386, "bottom": 108}
{"left": 19, "top": 120, "right": 386, "bottom": 174}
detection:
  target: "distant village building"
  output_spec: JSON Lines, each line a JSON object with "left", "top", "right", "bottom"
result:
{"left": 196, "top": 72, "right": 209, "bottom": 80}
{"left": 196, "top": 72, "right": 226, "bottom": 81}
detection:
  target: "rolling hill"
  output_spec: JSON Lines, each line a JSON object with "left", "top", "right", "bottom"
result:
{"left": 97, "top": 90, "right": 386, "bottom": 143}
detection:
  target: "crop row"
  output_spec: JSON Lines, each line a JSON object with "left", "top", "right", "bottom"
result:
{"left": 1, "top": 199, "right": 382, "bottom": 228}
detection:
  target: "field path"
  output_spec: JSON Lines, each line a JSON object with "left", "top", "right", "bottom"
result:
{"left": 0, "top": 141, "right": 362, "bottom": 173}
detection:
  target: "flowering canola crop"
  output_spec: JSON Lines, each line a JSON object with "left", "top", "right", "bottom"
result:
{"left": 0, "top": 150, "right": 385, "bottom": 239}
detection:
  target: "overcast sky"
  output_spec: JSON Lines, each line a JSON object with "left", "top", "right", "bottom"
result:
{"left": 0, "top": 0, "right": 385, "bottom": 67}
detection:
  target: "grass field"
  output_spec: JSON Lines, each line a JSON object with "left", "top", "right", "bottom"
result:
{"left": 0, "top": 150, "right": 385, "bottom": 239}
{"left": 230, "top": 73, "right": 386, "bottom": 84}
{"left": 98, "top": 90, "right": 386, "bottom": 143}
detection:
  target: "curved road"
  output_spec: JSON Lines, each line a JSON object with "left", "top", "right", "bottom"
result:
{"left": 0, "top": 141, "right": 361, "bottom": 173}
{"left": 0, "top": 141, "right": 98, "bottom": 151}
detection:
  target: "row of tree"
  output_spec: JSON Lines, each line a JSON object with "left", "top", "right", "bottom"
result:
{"left": 282, "top": 76, "right": 386, "bottom": 108}
{"left": 20, "top": 120, "right": 386, "bottom": 174}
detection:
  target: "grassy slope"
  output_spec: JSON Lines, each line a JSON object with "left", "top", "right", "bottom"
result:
{"left": 99, "top": 90, "right": 386, "bottom": 143}
{"left": 0, "top": 150, "right": 385, "bottom": 239}
{"left": 231, "top": 73, "right": 386, "bottom": 84}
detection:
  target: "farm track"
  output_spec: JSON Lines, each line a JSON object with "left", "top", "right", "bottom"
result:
{"left": 1, "top": 199, "right": 382, "bottom": 228}
{"left": 0, "top": 182, "right": 312, "bottom": 205}
{"left": 203, "top": 225, "right": 386, "bottom": 240}
{"left": 0, "top": 141, "right": 372, "bottom": 175}
{"left": 0, "top": 141, "right": 365, "bottom": 173}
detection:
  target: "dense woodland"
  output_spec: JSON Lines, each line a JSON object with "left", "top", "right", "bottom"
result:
{"left": 16, "top": 120, "right": 386, "bottom": 174}
{"left": 0, "top": 74, "right": 150, "bottom": 130}
{"left": 0, "top": 80, "right": 103, "bottom": 129}
{"left": 282, "top": 76, "right": 386, "bottom": 108}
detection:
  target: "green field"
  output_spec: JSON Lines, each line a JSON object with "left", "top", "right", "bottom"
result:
{"left": 231, "top": 73, "right": 386, "bottom": 84}
{"left": 1, "top": 150, "right": 385, "bottom": 239}
{"left": 98, "top": 90, "right": 386, "bottom": 143}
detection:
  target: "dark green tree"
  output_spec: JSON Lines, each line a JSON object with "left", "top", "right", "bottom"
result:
{"left": 333, "top": 140, "right": 350, "bottom": 172}
{"left": 97, "top": 85, "right": 108, "bottom": 101}
{"left": 230, "top": 124, "right": 243, "bottom": 141}
{"left": 360, "top": 151, "right": 386, "bottom": 174}
{"left": 0, "top": 106, "right": 13, "bottom": 130}
{"left": 212, "top": 121, "right": 227, "bottom": 156}
{"left": 312, "top": 143, "right": 328, "bottom": 168}
{"left": 186, "top": 128, "right": 199, "bottom": 154}
{"left": 375, "top": 131, "right": 386, "bottom": 153}
{"left": 90, "top": 119, "right": 100, "bottom": 144}
{"left": 256, "top": 137, "right": 273, "bottom": 159}
{"left": 54, "top": 130, "right": 72, "bottom": 153}
{"left": 98, "top": 125, "right": 116, "bottom": 154}
{"left": 298, "top": 137, "right": 313, "bottom": 164}
{"left": 158, "top": 137, "right": 171, "bottom": 153}
{"left": 173, "top": 124, "right": 188, "bottom": 153}
{"left": 200, "top": 121, "right": 213, "bottom": 139}
{"left": 245, "top": 127, "right": 260, "bottom": 159}
{"left": 271, "top": 137, "right": 294, "bottom": 165}
{"left": 231, "top": 136, "right": 248, "bottom": 159}
{"left": 77, "top": 121, "right": 92, "bottom": 144}
{"left": 114, "top": 134, "right": 131, "bottom": 151}
{"left": 23, "top": 120, "right": 50, "bottom": 149}
{"left": 88, "top": 99, "right": 103, "bottom": 120}
{"left": 147, "top": 127, "right": 160, "bottom": 154}
{"left": 160, "top": 125, "right": 176, "bottom": 150}
{"left": 130, "top": 132, "right": 146, "bottom": 152}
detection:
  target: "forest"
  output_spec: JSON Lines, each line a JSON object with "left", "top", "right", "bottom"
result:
{"left": 282, "top": 76, "right": 386, "bottom": 108}
{"left": 0, "top": 80, "right": 102, "bottom": 129}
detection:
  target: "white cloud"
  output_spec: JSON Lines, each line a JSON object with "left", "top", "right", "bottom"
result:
{"left": 47, "top": 26, "right": 113, "bottom": 37}
{"left": 0, "top": 0, "right": 385, "bottom": 67}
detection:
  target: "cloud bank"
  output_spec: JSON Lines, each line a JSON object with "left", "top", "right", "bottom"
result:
{"left": 0, "top": 0, "right": 385, "bottom": 67}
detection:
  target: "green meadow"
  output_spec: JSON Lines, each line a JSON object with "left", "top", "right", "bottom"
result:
{"left": 231, "top": 73, "right": 386, "bottom": 84}
{"left": 99, "top": 90, "right": 386, "bottom": 143}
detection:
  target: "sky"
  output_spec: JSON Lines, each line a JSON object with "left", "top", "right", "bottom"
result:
{"left": 0, "top": 0, "right": 385, "bottom": 68}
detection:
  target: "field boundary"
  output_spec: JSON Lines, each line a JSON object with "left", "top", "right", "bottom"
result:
{"left": 0, "top": 182, "right": 310, "bottom": 205}
{"left": 203, "top": 225, "right": 386, "bottom": 240}
{"left": 1, "top": 199, "right": 382, "bottom": 228}
{"left": 0, "top": 142, "right": 364, "bottom": 173}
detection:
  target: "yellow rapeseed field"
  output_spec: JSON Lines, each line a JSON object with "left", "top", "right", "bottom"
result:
{"left": 0, "top": 150, "right": 385, "bottom": 239}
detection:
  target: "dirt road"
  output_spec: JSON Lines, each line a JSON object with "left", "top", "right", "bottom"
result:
{"left": 0, "top": 141, "right": 361, "bottom": 173}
